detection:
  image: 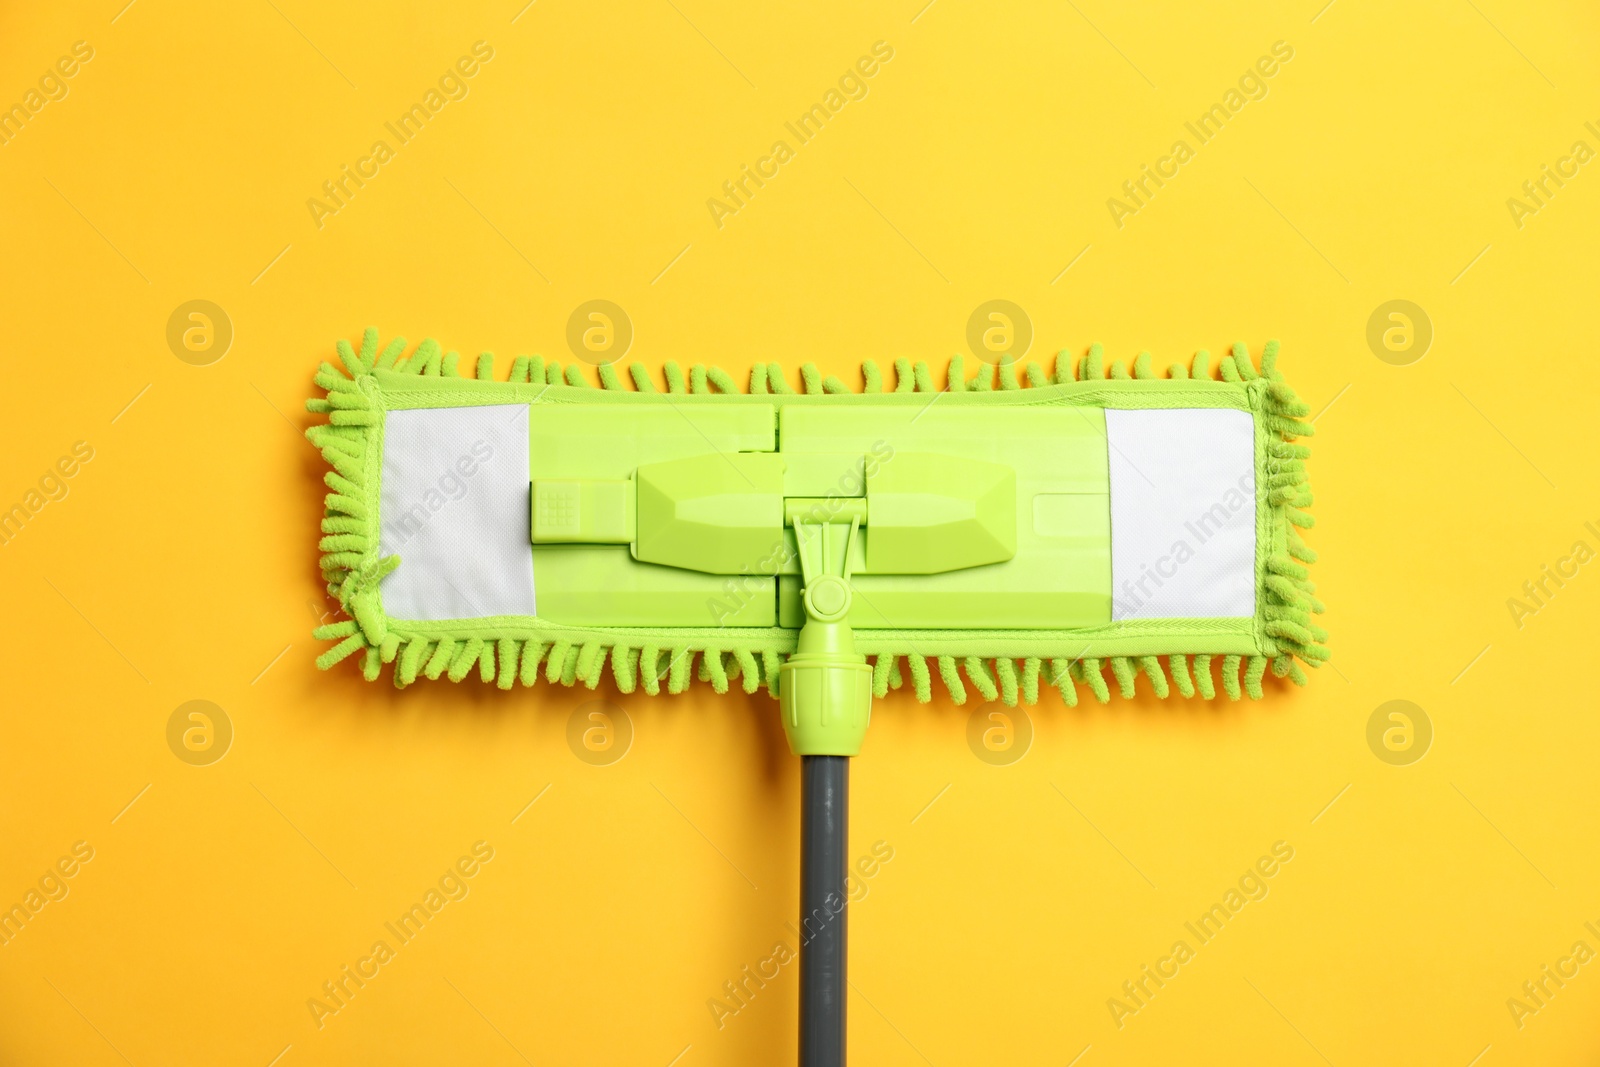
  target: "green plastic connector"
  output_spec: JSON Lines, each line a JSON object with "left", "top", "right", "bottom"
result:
{"left": 778, "top": 617, "right": 873, "bottom": 756}
{"left": 778, "top": 517, "right": 873, "bottom": 756}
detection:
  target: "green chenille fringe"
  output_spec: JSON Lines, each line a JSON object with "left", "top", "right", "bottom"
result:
{"left": 306, "top": 330, "right": 1325, "bottom": 704}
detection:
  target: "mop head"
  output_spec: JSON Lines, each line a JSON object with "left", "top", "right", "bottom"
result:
{"left": 306, "top": 330, "right": 1324, "bottom": 706}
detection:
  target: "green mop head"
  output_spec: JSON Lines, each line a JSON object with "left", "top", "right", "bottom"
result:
{"left": 305, "top": 329, "right": 1325, "bottom": 729}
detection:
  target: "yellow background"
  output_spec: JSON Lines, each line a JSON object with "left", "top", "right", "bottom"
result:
{"left": 2, "top": 0, "right": 1597, "bottom": 1063}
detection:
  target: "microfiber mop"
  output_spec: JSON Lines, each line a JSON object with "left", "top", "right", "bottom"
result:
{"left": 306, "top": 330, "right": 1324, "bottom": 1066}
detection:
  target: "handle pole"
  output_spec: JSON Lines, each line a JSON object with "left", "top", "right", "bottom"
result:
{"left": 799, "top": 754, "right": 848, "bottom": 1067}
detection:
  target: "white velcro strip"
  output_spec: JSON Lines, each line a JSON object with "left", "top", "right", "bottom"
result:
{"left": 1105, "top": 408, "right": 1255, "bottom": 620}
{"left": 378, "top": 404, "right": 536, "bottom": 621}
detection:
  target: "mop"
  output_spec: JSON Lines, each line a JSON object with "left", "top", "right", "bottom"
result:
{"left": 306, "top": 329, "right": 1324, "bottom": 1066}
